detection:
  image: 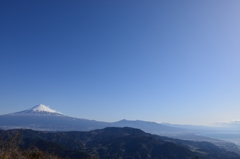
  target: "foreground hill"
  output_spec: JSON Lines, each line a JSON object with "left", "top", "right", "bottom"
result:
{"left": 1, "top": 127, "right": 240, "bottom": 159}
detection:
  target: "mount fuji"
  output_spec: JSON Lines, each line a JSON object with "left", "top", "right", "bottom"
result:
{"left": 0, "top": 104, "right": 108, "bottom": 131}
{"left": 0, "top": 104, "right": 185, "bottom": 133}
{"left": 11, "top": 104, "right": 63, "bottom": 116}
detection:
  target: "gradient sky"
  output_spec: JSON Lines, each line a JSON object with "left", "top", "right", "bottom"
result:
{"left": 1, "top": 0, "right": 240, "bottom": 125}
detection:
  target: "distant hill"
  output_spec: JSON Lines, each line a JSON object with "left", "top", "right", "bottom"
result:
{"left": 1, "top": 127, "right": 240, "bottom": 159}
{"left": 112, "top": 119, "right": 188, "bottom": 134}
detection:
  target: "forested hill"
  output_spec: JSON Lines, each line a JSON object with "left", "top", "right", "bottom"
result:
{"left": 0, "top": 127, "right": 240, "bottom": 159}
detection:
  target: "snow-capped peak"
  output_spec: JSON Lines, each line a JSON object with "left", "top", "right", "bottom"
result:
{"left": 32, "top": 104, "right": 58, "bottom": 113}
{"left": 12, "top": 104, "right": 63, "bottom": 115}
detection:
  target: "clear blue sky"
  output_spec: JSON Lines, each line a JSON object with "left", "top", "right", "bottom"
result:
{"left": 1, "top": 0, "right": 240, "bottom": 125}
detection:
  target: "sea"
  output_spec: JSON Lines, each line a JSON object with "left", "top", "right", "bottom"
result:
{"left": 199, "top": 132, "right": 240, "bottom": 146}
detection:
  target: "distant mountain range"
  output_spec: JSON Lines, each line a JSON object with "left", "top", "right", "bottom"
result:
{"left": 112, "top": 119, "right": 188, "bottom": 134}
{"left": 1, "top": 127, "right": 240, "bottom": 159}
{"left": 0, "top": 104, "right": 187, "bottom": 134}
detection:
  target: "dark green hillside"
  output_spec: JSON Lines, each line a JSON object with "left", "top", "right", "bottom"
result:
{"left": 1, "top": 127, "right": 240, "bottom": 159}
{"left": 22, "top": 138, "right": 91, "bottom": 159}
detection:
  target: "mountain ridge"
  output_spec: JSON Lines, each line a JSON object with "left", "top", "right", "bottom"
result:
{"left": 1, "top": 105, "right": 240, "bottom": 156}
{"left": 0, "top": 105, "right": 184, "bottom": 133}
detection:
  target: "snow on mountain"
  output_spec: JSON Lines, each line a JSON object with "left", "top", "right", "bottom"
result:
{"left": 12, "top": 104, "right": 63, "bottom": 115}
{"left": 32, "top": 104, "right": 60, "bottom": 113}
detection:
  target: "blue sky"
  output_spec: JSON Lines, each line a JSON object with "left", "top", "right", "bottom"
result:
{"left": 1, "top": 0, "right": 240, "bottom": 125}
